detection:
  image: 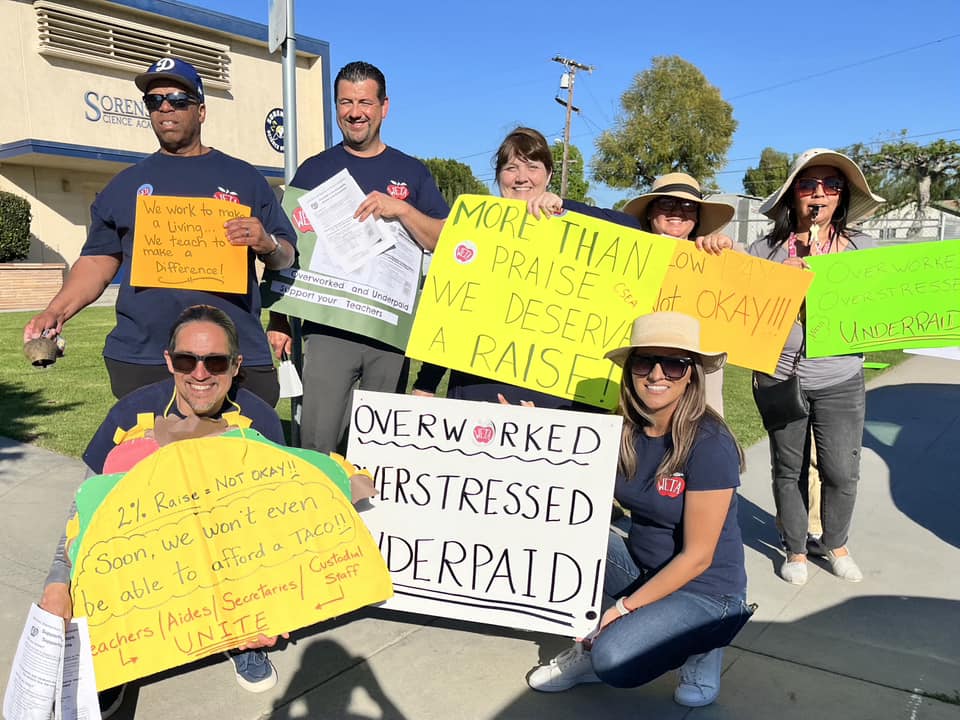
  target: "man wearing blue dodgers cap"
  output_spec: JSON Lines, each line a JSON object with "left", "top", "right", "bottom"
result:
{"left": 24, "top": 57, "right": 297, "bottom": 408}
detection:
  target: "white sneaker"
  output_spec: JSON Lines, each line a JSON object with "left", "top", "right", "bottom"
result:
{"left": 527, "top": 643, "right": 601, "bottom": 693}
{"left": 780, "top": 558, "right": 808, "bottom": 585}
{"left": 674, "top": 648, "right": 723, "bottom": 707}
{"left": 827, "top": 550, "right": 863, "bottom": 582}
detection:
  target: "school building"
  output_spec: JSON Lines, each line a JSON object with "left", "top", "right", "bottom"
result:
{"left": 0, "top": 0, "right": 331, "bottom": 309}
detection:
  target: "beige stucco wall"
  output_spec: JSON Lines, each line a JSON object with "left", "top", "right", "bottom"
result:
{"left": 1, "top": 0, "right": 327, "bottom": 270}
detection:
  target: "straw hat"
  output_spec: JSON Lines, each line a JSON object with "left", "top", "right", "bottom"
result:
{"left": 605, "top": 312, "right": 726, "bottom": 374}
{"left": 758, "top": 148, "right": 884, "bottom": 224}
{"left": 622, "top": 173, "right": 735, "bottom": 237}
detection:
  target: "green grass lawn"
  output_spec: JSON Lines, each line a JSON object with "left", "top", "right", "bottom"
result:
{"left": 1, "top": 305, "right": 908, "bottom": 458}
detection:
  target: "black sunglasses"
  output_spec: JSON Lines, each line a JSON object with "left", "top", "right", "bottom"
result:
{"left": 629, "top": 354, "right": 693, "bottom": 380}
{"left": 795, "top": 177, "right": 845, "bottom": 196}
{"left": 143, "top": 92, "right": 199, "bottom": 112}
{"left": 653, "top": 197, "right": 698, "bottom": 214}
{"left": 170, "top": 351, "right": 234, "bottom": 375}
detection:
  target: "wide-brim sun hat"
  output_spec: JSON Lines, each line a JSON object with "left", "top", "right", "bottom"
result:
{"left": 605, "top": 311, "right": 726, "bottom": 375}
{"left": 622, "top": 172, "right": 735, "bottom": 237}
{"left": 758, "top": 147, "right": 884, "bottom": 224}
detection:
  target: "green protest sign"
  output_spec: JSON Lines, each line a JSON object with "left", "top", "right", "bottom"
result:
{"left": 805, "top": 240, "right": 960, "bottom": 356}
{"left": 260, "top": 186, "right": 423, "bottom": 350}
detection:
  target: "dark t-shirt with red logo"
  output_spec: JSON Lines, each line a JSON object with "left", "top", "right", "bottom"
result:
{"left": 615, "top": 416, "right": 746, "bottom": 597}
{"left": 292, "top": 144, "right": 448, "bottom": 343}
{"left": 83, "top": 150, "right": 296, "bottom": 367}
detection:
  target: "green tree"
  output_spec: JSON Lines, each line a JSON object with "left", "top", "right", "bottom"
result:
{"left": 548, "top": 141, "right": 593, "bottom": 203}
{"left": 591, "top": 56, "right": 736, "bottom": 191}
{"left": 420, "top": 157, "right": 489, "bottom": 206}
{"left": 850, "top": 135, "right": 960, "bottom": 236}
{"left": 742, "top": 147, "right": 794, "bottom": 198}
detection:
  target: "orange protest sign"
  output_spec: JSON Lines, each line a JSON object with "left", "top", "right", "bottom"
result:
{"left": 130, "top": 195, "right": 249, "bottom": 294}
{"left": 652, "top": 245, "right": 813, "bottom": 373}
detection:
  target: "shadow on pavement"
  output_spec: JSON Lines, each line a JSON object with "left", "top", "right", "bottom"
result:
{"left": 863, "top": 383, "right": 960, "bottom": 548}
{"left": 268, "top": 638, "right": 406, "bottom": 719}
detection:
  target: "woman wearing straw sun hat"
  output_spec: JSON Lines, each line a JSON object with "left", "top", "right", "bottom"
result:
{"left": 747, "top": 148, "right": 884, "bottom": 587}
{"left": 618, "top": 173, "right": 737, "bottom": 414}
{"left": 527, "top": 311, "right": 753, "bottom": 707}
{"left": 622, "top": 172, "right": 735, "bottom": 249}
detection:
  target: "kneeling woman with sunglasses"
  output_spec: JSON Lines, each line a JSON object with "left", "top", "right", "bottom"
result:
{"left": 528, "top": 312, "right": 753, "bottom": 708}
{"left": 748, "top": 148, "right": 884, "bottom": 587}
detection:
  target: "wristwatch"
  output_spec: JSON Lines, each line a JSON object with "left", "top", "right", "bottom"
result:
{"left": 258, "top": 233, "right": 281, "bottom": 259}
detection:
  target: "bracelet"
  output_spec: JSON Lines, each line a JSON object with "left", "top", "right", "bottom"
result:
{"left": 259, "top": 233, "right": 281, "bottom": 259}
{"left": 615, "top": 597, "right": 633, "bottom": 617}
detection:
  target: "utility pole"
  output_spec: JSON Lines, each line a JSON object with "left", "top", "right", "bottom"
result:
{"left": 552, "top": 56, "right": 593, "bottom": 197}
{"left": 269, "top": 0, "right": 303, "bottom": 445}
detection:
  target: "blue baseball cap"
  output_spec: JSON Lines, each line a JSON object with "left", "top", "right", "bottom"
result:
{"left": 135, "top": 57, "right": 204, "bottom": 101}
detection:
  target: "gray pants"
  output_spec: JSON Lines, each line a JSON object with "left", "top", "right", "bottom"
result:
{"left": 758, "top": 370, "right": 865, "bottom": 555}
{"left": 300, "top": 333, "right": 406, "bottom": 453}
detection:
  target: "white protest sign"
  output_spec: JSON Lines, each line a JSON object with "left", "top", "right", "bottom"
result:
{"left": 347, "top": 391, "right": 622, "bottom": 637}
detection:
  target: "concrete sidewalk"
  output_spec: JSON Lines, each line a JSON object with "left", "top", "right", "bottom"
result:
{"left": 2, "top": 355, "right": 959, "bottom": 719}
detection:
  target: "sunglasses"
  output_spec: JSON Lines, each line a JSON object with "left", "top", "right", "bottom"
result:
{"left": 652, "top": 197, "right": 698, "bottom": 214}
{"left": 170, "top": 351, "right": 234, "bottom": 374}
{"left": 795, "top": 177, "right": 845, "bottom": 196}
{"left": 143, "top": 92, "right": 200, "bottom": 112}
{"left": 629, "top": 354, "right": 693, "bottom": 380}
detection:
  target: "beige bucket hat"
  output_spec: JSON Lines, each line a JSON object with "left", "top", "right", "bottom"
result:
{"left": 623, "top": 173, "right": 735, "bottom": 236}
{"left": 758, "top": 147, "right": 885, "bottom": 223}
{"left": 605, "top": 312, "right": 726, "bottom": 375}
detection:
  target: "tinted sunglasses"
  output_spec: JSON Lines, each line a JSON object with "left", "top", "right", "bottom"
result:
{"left": 795, "top": 177, "right": 845, "bottom": 196}
{"left": 143, "top": 92, "right": 200, "bottom": 112}
{"left": 652, "top": 197, "right": 699, "bottom": 214}
{"left": 629, "top": 354, "right": 693, "bottom": 380}
{"left": 170, "top": 352, "right": 234, "bottom": 374}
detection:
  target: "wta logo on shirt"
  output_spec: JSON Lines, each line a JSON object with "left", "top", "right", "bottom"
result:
{"left": 657, "top": 473, "right": 685, "bottom": 498}
{"left": 386, "top": 180, "right": 409, "bottom": 200}
{"left": 214, "top": 187, "right": 240, "bottom": 203}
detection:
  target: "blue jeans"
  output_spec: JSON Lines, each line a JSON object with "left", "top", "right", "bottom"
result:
{"left": 591, "top": 531, "right": 752, "bottom": 688}
{"left": 756, "top": 370, "right": 865, "bottom": 555}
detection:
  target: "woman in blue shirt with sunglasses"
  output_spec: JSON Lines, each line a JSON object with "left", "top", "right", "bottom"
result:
{"left": 747, "top": 148, "right": 884, "bottom": 587}
{"left": 527, "top": 312, "right": 753, "bottom": 708}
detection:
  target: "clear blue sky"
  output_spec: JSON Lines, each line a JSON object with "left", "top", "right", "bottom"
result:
{"left": 202, "top": 0, "right": 960, "bottom": 207}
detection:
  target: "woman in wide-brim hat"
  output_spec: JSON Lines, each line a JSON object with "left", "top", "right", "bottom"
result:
{"left": 623, "top": 172, "right": 735, "bottom": 242}
{"left": 622, "top": 172, "right": 737, "bottom": 414}
{"left": 747, "top": 148, "right": 884, "bottom": 588}
{"left": 528, "top": 311, "right": 753, "bottom": 709}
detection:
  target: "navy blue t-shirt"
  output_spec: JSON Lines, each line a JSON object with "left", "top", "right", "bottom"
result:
{"left": 291, "top": 144, "right": 448, "bottom": 340}
{"left": 615, "top": 417, "right": 746, "bottom": 596}
{"left": 83, "top": 378, "right": 285, "bottom": 473}
{"left": 83, "top": 150, "right": 296, "bottom": 367}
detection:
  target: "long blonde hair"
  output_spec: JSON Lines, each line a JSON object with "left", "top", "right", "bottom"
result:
{"left": 617, "top": 355, "right": 745, "bottom": 481}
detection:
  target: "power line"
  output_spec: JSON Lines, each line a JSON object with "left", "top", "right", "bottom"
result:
{"left": 729, "top": 33, "right": 960, "bottom": 101}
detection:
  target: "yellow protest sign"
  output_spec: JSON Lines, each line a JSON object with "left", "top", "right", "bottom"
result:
{"left": 406, "top": 195, "right": 675, "bottom": 409}
{"left": 653, "top": 245, "right": 814, "bottom": 373}
{"left": 130, "top": 195, "right": 249, "bottom": 293}
{"left": 70, "top": 435, "right": 392, "bottom": 690}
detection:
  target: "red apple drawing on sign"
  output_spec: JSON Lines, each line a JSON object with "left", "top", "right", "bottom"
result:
{"left": 472, "top": 421, "right": 495, "bottom": 445}
{"left": 454, "top": 241, "right": 477, "bottom": 264}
